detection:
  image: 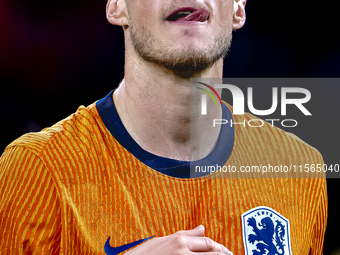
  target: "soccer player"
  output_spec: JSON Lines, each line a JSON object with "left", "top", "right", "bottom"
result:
{"left": 0, "top": 0, "right": 327, "bottom": 255}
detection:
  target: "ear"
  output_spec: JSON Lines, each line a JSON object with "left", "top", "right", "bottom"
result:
{"left": 232, "top": 0, "right": 246, "bottom": 30}
{"left": 106, "top": 0, "right": 128, "bottom": 27}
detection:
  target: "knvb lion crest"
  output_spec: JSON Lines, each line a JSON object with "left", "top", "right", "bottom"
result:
{"left": 241, "top": 206, "right": 292, "bottom": 255}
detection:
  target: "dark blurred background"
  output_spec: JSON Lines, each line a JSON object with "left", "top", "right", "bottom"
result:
{"left": 0, "top": 0, "right": 339, "bottom": 254}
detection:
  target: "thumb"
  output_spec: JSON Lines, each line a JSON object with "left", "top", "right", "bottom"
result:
{"left": 178, "top": 225, "right": 205, "bottom": 237}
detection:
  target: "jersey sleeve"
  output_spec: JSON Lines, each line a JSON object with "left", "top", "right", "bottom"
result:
{"left": 310, "top": 178, "right": 328, "bottom": 255}
{"left": 0, "top": 146, "right": 62, "bottom": 255}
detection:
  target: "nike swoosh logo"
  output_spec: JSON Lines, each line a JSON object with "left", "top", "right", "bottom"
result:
{"left": 104, "top": 235, "right": 155, "bottom": 255}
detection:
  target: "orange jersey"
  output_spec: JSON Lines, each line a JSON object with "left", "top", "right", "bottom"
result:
{"left": 0, "top": 91, "right": 327, "bottom": 255}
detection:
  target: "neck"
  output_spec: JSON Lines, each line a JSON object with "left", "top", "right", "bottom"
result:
{"left": 114, "top": 51, "right": 223, "bottom": 161}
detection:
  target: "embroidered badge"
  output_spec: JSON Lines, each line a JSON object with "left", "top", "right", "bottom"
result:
{"left": 241, "top": 206, "right": 292, "bottom": 255}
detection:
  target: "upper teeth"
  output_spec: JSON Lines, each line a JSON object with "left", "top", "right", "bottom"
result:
{"left": 177, "top": 11, "right": 192, "bottom": 15}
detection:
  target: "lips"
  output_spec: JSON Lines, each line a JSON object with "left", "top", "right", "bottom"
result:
{"left": 166, "top": 8, "right": 210, "bottom": 22}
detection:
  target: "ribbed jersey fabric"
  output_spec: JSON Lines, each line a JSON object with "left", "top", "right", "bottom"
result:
{"left": 0, "top": 93, "right": 327, "bottom": 255}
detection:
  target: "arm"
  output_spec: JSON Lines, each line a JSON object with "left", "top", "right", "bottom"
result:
{"left": 310, "top": 178, "right": 328, "bottom": 255}
{"left": 0, "top": 146, "right": 62, "bottom": 255}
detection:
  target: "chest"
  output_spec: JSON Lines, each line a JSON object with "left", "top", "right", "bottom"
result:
{"left": 61, "top": 173, "right": 314, "bottom": 255}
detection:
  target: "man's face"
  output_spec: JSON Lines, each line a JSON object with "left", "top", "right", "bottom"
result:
{"left": 124, "top": 0, "right": 235, "bottom": 73}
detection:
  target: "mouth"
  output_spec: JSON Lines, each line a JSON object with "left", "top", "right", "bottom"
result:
{"left": 166, "top": 8, "right": 210, "bottom": 22}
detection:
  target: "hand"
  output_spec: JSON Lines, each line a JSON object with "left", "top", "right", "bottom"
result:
{"left": 125, "top": 225, "right": 233, "bottom": 255}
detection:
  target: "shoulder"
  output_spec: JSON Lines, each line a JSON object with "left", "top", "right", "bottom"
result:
{"left": 228, "top": 107, "right": 323, "bottom": 165}
{"left": 4, "top": 103, "right": 102, "bottom": 158}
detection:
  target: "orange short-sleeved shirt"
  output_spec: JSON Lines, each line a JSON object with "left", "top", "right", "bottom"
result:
{"left": 0, "top": 91, "right": 327, "bottom": 255}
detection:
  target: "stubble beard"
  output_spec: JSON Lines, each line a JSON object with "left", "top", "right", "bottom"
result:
{"left": 128, "top": 15, "right": 232, "bottom": 73}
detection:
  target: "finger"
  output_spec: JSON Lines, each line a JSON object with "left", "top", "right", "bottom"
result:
{"left": 187, "top": 236, "right": 232, "bottom": 254}
{"left": 176, "top": 225, "right": 205, "bottom": 237}
{"left": 189, "top": 252, "right": 233, "bottom": 255}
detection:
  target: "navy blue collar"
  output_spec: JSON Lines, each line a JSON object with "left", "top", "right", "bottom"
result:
{"left": 96, "top": 91, "right": 234, "bottom": 178}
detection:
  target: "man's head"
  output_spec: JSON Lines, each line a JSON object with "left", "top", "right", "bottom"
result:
{"left": 107, "top": 0, "right": 246, "bottom": 73}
